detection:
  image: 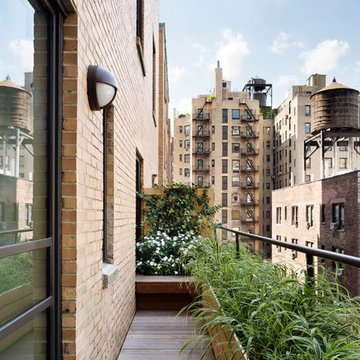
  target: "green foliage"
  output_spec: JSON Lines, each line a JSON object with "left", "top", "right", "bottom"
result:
{"left": 0, "top": 252, "right": 32, "bottom": 293}
{"left": 183, "top": 237, "right": 360, "bottom": 359}
{"left": 260, "top": 107, "right": 277, "bottom": 119}
{"left": 138, "top": 183, "right": 218, "bottom": 237}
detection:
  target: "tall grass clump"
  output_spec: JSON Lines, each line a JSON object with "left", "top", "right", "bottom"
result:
{"left": 182, "top": 237, "right": 360, "bottom": 359}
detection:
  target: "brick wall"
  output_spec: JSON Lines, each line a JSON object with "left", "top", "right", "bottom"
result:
{"left": 61, "top": 1, "right": 159, "bottom": 359}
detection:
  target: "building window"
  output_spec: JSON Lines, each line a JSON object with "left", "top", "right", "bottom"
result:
{"left": 266, "top": 140, "right": 270, "bottom": 148}
{"left": 232, "top": 143, "right": 240, "bottom": 153}
{"left": 232, "top": 210, "right": 240, "bottom": 220}
{"left": 211, "top": 176, "right": 215, "bottom": 185}
{"left": 179, "top": 125, "right": 183, "bottom": 133}
{"left": 291, "top": 239, "right": 298, "bottom": 259}
{"left": 332, "top": 247, "right": 345, "bottom": 275}
{"left": 222, "top": 209, "right": 228, "bottom": 224}
{"left": 222, "top": 126, "right": 228, "bottom": 140}
{"left": 211, "top": 159, "right": 215, "bottom": 168}
{"left": 246, "top": 109, "right": 253, "bottom": 120}
{"left": 184, "top": 139, "right": 190, "bottom": 151}
{"left": 196, "top": 142, "right": 203, "bottom": 153}
{"left": 231, "top": 109, "right": 240, "bottom": 119}
{"left": 179, "top": 168, "right": 182, "bottom": 175}
{"left": 211, "top": 142, "right": 215, "bottom": 151}
{"left": 339, "top": 158, "right": 347, "bottom": 169}
{"left": 232, "top": 193, "right": 239, "bottom": 203}
{"left": 222, "top": 193, "right": 228, "bottom": 207}
{"left": 222, "top": 159, "right": 228, "bottom": 173}
{"left": 222, "top": 176, "right": 228, "bottom": 190}
{"left": 197, "top": 176, "right": 203, "bottom": 186}
{"left": 179, "top": 140, "right": 183, "bottom": 147}
{"left": 291, "top": 206, "right": 298, "bottom": 226}
{"left": 306, "top": 241, "right": 314, "bottom": 248}
{"left": 211, "top": 125, "right": 215, "bottom": 134}
{"left": 305, "top": 175, "right": 311, "bottom": 182}
{"left": 266, "top": 210, "right": 270, "bottom": 218}
{"left": 284, "top": 206, "right": 287, "bottom": 221}
{"left": 266, "top": 154, "right": 270, "bottom": 162}
{"left": 184, "top": 154, "right": 190, "bottom": 163}
{"left": 305, "top": 105, "right": 311, "bottom": 116}
{"left": 305, "top": 158, "right": 311, "bottom": 169}
{"left": 266, "top": 168, "right": 270, "bottom": 176}
{"left": 179, "top": 154, "right": 182, "bottom": 161}
{"left": 276, "top": 235, "right": 281, "bottom": 252}
{"left": 232, "top": 176, "right": 240, "bottom": 187}
{"left": 266, "top": 196, "right": 270, "bottom": 204}
{"left": 232, "top": 160, "right": 240, "bottom": 172}
{"left": 232, "top": 126, "right": 240, "bottom": 136}
{"left": 197, "top": 159, "right": 203, "bottom": 169}
{"left": 276, "top": 207, "right": 281, "bottom": 224}
{"left": 184, "top": 125, "right": 190, "bottom": 136}
{"left": 305, "top": 122, "right": 311, "bottom": 134}
{"left": 222, "top": 109, "right": 228, "bottom": 123}
{"left": 266, "top": 183, "right": 270, "bottom": 190}
{"left": 306, "top": 205, "right": 314, "bottom": 227}
{"left": 325, "top": 158, "right": 332, "bottom": 169}
{"left": 184, "top": 168, "right": 190, "bottom": 177}
{"left": 222, "top": 142, "right": 228, "bottom": 156}
{"left": 332, "top": 203, "right": 344, "bottom": 229}
{"left": 321, "top": 204, "right": 326, "bottom": 223}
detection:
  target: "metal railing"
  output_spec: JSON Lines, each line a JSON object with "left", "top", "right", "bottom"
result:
{"left": 0, "top": 228, "right": 33, "bottom": 235}
{"left": 219, "top": 226, "right": 360, "bottom": 281}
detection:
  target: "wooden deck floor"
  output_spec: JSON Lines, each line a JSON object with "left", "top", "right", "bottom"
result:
{"left": 117, "top": 310, "right": 214, "bottom": 360}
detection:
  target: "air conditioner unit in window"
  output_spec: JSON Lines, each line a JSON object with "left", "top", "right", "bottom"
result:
{"left": 330, "top": 222, "right": 339, "bottom": 230}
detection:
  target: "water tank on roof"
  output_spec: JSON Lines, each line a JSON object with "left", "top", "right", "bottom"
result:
{"left": 252, "top": 93, "right": 267, "bottom": 108}
{"left": 310, "top": 78, "right": 359, "bottom": 134}
{"left": 252, "top": 78, "right": 266, "bottom": 92}
{"left": 0, "top": 76, "right": 32, "bottom": 133}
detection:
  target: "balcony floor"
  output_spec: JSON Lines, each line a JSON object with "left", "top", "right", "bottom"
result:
{"left": 117, "top": 310, "right": 214, "bottom": 360}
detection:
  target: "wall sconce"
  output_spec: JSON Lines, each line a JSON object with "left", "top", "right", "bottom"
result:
{"left": 87, "top": 65, "right": 118, "bottom": 111}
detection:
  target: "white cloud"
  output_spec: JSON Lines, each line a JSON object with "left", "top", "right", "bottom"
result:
{"left": 9, "top": 39, "right": 33, "bottom": 71}
{"left": 300, "top": 40, "right": 349, "bottom": 75}
{"left": 270, "top": 32, "right": 304, "bottom": 54}
{"left": 168, "top": 66, "right": 187, "bottom": 84}
{"left": 215, "top": 29, "right": 249, "bottom": 78}
{"left": 192, "top": 43, "right": 209, "bottom": 53}
{"left": 277, "top": 74, "right": 299, "bottom": 87}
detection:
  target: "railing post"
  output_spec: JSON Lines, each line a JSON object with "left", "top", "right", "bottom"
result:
{"left": 306, "top": 253, "right": 314, "bottom": 285}
{"left": 235, "top": 233, "right": 240, "bottom": 258}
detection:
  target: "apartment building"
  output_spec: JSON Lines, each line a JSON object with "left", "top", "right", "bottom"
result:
{"left": 0, "top": 1, "right": 164, "bottom": 359}
{"left": 172, "top": 111, "right": 192, "bottom": 184}
{"left": 191, "top": 65, "right": 273, "bottom": 245}
{"left": 272, "top": 171, "right": 360, "bottom": 296}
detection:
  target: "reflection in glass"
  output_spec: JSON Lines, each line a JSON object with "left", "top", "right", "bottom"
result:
{"left": 0, "top": 249, "right": 47, "bottom": 328}
{"left": 0, "top": 311, "right": 47, "bottom": 359}
{"left": 0, "top": 0, "right": 48, "bottom": 245}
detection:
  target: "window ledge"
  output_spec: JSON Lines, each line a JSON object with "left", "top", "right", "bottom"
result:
{"left": 102, "top": 263, "right": 119, "bottom": 289}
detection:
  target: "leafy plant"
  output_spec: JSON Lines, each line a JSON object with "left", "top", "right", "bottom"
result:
{"left": 182, "top": 237, "right": 360, "bottom": 359}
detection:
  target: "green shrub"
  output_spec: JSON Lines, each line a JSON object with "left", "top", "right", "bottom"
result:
{"left": 183, "top": 237, "right": 360, "bottom": 359}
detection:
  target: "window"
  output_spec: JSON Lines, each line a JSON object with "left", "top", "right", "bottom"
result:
{"left": 332, "top": 203, "right": 344, "bottom": 229}
{"left": 306, "top": 205, "right": 314, "bottom": 227}
{"left": 266, "top": 154, "right": 270, "bottom": 162}
{"left": 266, "top": 140, "right": 270, "bottom": 148}
{"left": 246, "top": 175, "right": 253, "bottom": 186}
{"left": 197, "top": 176, "right": 203, "bottom": 186}
{"left": 222, "top": 159, "right": 228, "bottom": 173}
{"left": 196, "top": 142, "right": 203, "bottom": 153}
{"left": 222, "top": 193, "right": 228, "bottom": 207}
{"left": 305, "top": 158, "right": 311, "bottom": 169}
{"left": 265, "top": 196, "right": 270, "bottom": 205}
{"left": 197, "top": 159, "right": 203, "bottom": 169}
{"left": 266, "top": 183, "right": 270, "bottom": 190}
{"left": 179, "top": 140, "right": 183, "bottom": 147}
{"left": 246, "top": 193, "right": 253, "bottom": 203}
{"left": 339, "top": 158, "right": 347, "bottom": 169}
{"left": 291, "top": 206, "right": 298, "bottom": 226}
{"left": 266, "top": 168, "right": 270, "bottom": 176}
{"left": 305, "top": 175, "right": 311, "bottom": 182}
{"left": 222, "top": 109, "right": 228, "bottom": 123}
{"left": 211, "top": 125, "right": 215, "bottom": 134}
{"left": 306, "top": 241, "right": 314, "bottom": 248}
{"left": 184, "top": 168, "right": 190, "bottom": 177}
{"left": 339, "top": 145, "right": 347, "bottom": 151}
{"left": 232, "top": 210, "right": 240, "bottom": 220}
{"left": 222, "top": 176, "right": 228, "bottom": 190}
{"left": 211, "top": 142, "right": 215, "bottom": 151}
{"left": 184, "top": 139, "right": 190, "bottom": 151}
{"left": 291, "top": 239, "right": 298, "bottom": 259}
{"left": 305, "top": 122, "right": 311, "bottom": 134}
{"left": 222, "top": 142, "right": 228, "bottom": 156}
{"left": 211, "top": 159, "right": 215, "bottom": 168}
{"left": 321, "top": 204, "right": 326, "bottom": 223}
{"left": 276, "top": 235, "right": 281, "bottom": 252}
{"left": 284, "top": 206, "right": 287, "bottom": 221}
{"left": 232, "top": 176, "right": 240, "bottom": 187}
{"left": 232, "top": 160, "right": 240, "bottom": 172}
{"left": 231, "top": 109, "right": 240, "bottom": 119}
{"left": 222, "top": 126, "right": 228, "bottom": 140}
{"left": 232, "top": 143, "right": 240, "bottom": 153}
{"left": 197, "top": 125, "right": 203, "bottom": 136}
{"left": 179, "top": 154, "right": 182, "bottom": 161}
{"left": 184, "top": 125, "right": 190, "bottom": 136}
{"left": 266, "top": 210, "right": 270, "bottom": 218}
{"left": 332, "top": 247, "right": 345, "bottom": 275}
{"left": 305, "top": 105, "right": 311, "bottom": 116}
{"left": 179, "top": 125, "right": 183, "bottom": 133}
{"left": 222, "top": 209, "right": 228, "bottom": 224}
{"left": 325, "top": 158, "right": 332, "bottom": 169}
{"left": 232, "top": 126, "right": 240, "bottom": 136}
{"left": 184, "top": 154, "right": 190, "bottom": 163}
{"left": 276, "top": 207, "right": 281, "bottom": 224}
{"left": 232, "top": 193, "right": 239, "bottom": 203}
{"left": 211, "top": 176, "right": 215, "bottom": 185}
{"left": 179, "top": 168, "right": 182, "bottom": 175}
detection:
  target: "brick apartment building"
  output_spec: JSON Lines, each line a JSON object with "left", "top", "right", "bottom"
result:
{"left": 0, "top": 0, "right": 169, "bottom": 359}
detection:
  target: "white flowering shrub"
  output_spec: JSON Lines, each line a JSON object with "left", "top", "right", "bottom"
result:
{"left": 136, "top": 231, "right": 204, "bottom": 275}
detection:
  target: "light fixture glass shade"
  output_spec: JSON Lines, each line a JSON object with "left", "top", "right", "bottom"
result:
{"left": 96, "top": 82, "right": 116, "bottom": 108}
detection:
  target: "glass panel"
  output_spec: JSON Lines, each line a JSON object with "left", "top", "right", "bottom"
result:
{"left": 0, "top": 248, "right": 47, "bottom": 327}
{"left": 0, "top": 311, "right": 47, "bottom": 359}
{"left": 0, "top": 0, "right": 48, "bottom": 245}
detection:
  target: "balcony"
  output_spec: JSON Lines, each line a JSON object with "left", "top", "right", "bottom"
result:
{"left": 241, "top": 148, "right": 259, "bottom": 155}
{"left": 193, "top": 129, "right": 210, "bottom": 138}
{"left": 193, "top": 148, "right": 210, "bottom": 155}
{"left": 241, "top": 182, "right": 259, "bottom": 189}
{"left": 240, "top": 165, "right": 258, "bottom": 172}
{"left": 240, "top": 199, "right": 258, "bottom": 206}
{"left": 192, "top": 112, "right": 210, "bottom": 121}
{"left": 241, "top": 216, "right": 259, "bottom": 223}
{"left": 194, "top": 165, "right": 210, "bottom": 172}
{"left": 240, "top": 130, "right": 259, "bottom": 138}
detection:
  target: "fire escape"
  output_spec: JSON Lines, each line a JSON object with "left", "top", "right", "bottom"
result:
{"left": 240, "top": 104, "right": 259, "bottom": 233}
{"left": 192, "top": 108, "right": 211, "bottom": 187}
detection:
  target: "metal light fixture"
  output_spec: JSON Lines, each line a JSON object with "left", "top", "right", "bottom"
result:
{"left": 87, "top": 65, "right": 118, "bottom": 111}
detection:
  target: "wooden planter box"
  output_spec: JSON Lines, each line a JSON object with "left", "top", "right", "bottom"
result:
{"left": 203, "top": 286, "right": 247, "bottom": 360}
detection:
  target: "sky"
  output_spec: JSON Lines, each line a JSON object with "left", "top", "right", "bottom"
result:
{"left": 159, "top": 0, "right": 360, "bottom": 118}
